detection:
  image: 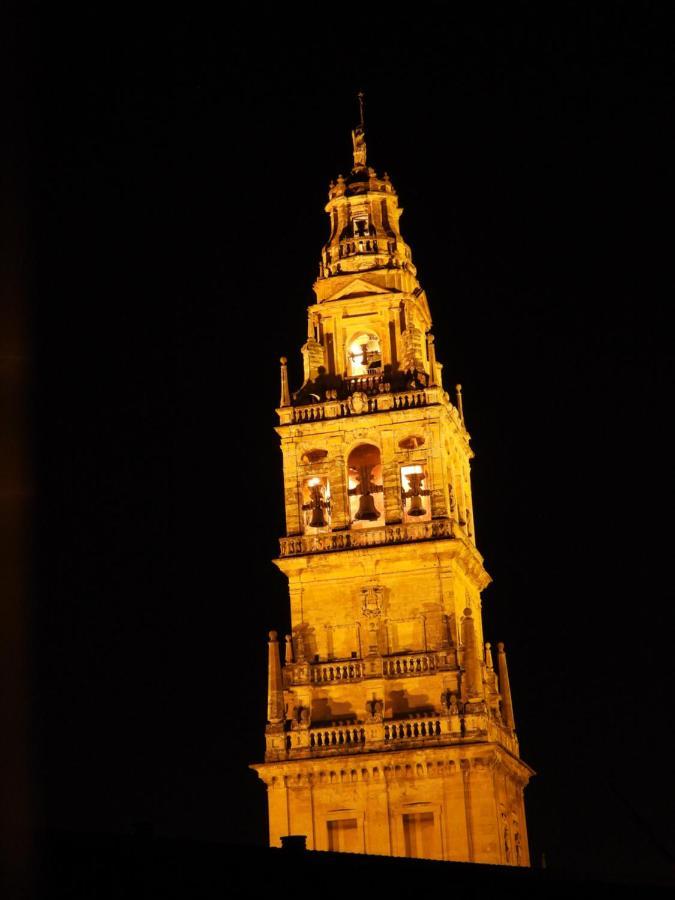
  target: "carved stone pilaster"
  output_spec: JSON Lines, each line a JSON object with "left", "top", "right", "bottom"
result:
{"left": 328, "top": 453, "right": 349, "bottom": 529}
{"left": 301, "top": 337, "right": 325, "bottom": 382}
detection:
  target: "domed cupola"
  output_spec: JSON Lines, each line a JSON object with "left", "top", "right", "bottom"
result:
{"left": 319, "top": 94, "right": 417, "bottom": 284}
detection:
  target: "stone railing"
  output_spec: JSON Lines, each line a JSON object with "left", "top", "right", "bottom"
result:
{"left": 286, "top": 389, "right": 430, "bottom": 424}
{"left": 384, "top": 716, "right": 445, "bottom": 742}
{"left": 382, "top": 653, "right": 437, "bottom": 677}
{"left": 309, "top": 725, "right": 366, "bottom": 751}
{"left": 279, "top": 518, "right": 455, "bottom": 557}
{"left": 311, "top": 661, "right": 365, "bottom": 683}
{"left": 285, "top": 711, "right": 518, "bottom": 759}
{"left": 487, "top": 717, "right": 520, "bottom": 757}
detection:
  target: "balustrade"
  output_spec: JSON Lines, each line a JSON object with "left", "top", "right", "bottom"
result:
{"left": 311, "top": 661, "right": 364, "bottom": 683}
{"left": 289, "top": 389, "right": 428, "bottom": 424}
{"left": 384, "top": 717, "right": 443, "bottom": 742}
{"left": 309, "top": 725, "right": 366, "bottom": 751}
{"left": 279, "top": 517, "right": 454, "bottom": 557}
{"left": 382, "top": 654, "right": 436, "bottom": 677}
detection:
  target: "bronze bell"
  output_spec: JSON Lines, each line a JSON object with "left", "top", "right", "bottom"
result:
{"left": 403, "top": 471, "right": 428, "bottom": 516}
{"left": 309, "top": 504, "right": 327, "bottom": 528}
{"left": 355, "top": 492, "right": 380, "bottom": 521}
{"left": 407, "top": 494, "right": 426, "bottom": 516}
{"left": 304, "top": 481, "right": 329, "bottom": 528}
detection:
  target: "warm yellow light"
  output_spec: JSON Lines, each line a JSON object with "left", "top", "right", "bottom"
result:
{"left": 349, "top": 341, "right": 365, "bottom": 364}
{"left": 307, "top": 477, "right": 321, "bottom": 487}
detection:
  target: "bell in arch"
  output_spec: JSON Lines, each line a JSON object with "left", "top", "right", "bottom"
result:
{"left": 401, "top": 466, "right": 431, "bottom": 518}
{"left": 347, "top": 447, "right": 384, "bottom": 524}
{"left": 355, "top": 490, "right": 379, "bottom": 521}
{"left": 302, "top": 477, "right": 330, "bottom": 529}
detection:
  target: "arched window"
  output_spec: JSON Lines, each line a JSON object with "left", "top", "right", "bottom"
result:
{"left": 347, "top": 444, "right": 383, "bottom": 528}
{"left": 347, "top": 331, "right": 381, "bottom": 376}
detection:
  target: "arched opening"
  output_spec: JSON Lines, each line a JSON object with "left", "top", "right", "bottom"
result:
{"left": 400, "top": 463, "right": 431, "bottom": 522}
{"left": 301, "top": 474, "right": 331, "bottom": 532}
{"left": 347, "top": 444, "right": 383, "bottom": 528}
{"left": 346, "top": 331, "right": 381, "bottom": 376}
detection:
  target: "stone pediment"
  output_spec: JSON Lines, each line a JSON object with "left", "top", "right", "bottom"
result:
{"left": 324, "top": 278, "right": 395, "bottom": 302}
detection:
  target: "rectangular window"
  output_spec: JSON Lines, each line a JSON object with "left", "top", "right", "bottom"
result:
{"left": 403, "top": 812, "right": 435, "bottom": 859}
{"left": 327, "top": 818, "right": 359, "bottom": 853}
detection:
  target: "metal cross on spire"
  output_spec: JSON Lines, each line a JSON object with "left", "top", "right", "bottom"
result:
{"left": 357, "top": 90, "right": 365, "bottom": 129}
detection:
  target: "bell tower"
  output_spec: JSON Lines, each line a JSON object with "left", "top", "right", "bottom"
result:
{"left": 252, "top": 101, "right": 533, "bottom": 865}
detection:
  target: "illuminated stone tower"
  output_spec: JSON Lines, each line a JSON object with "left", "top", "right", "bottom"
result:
{"left": 252, "top": 102, "right": 533, "bottom": 864}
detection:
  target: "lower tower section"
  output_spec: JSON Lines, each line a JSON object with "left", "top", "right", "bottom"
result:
{"left": 252, "top": 535, "right": 534, "bottom": 865}
{"left": 255, "top": 744, "right": 530, "bottom": 864}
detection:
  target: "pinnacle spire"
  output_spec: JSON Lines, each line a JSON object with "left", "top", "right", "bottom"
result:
{"left": 266, "top": 631, "right": 284, "bottom": 728}
{"left": 497, "top": 642, "right": 516, "bottom": 732}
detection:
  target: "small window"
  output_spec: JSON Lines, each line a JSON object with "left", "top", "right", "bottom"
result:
{"left": 353, "top": 217, "right": 367, "bottom": 237}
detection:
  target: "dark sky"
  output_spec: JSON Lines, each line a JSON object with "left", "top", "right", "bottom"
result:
{"left": 14, "top": 3, "right": 675, "bottom": 886}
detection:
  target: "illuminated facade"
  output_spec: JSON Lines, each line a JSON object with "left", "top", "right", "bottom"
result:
{"left": 252, "top": 107, "right": 533, "bottom": 864}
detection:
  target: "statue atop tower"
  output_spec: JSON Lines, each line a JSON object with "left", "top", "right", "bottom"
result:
{"left": 251, "top": 110, "right": 534, "bottom": 865}
{"left": 351, "top": 91, "right": 367, "bottom": 169}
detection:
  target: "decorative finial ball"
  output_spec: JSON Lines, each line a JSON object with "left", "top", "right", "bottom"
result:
{"left": 497, "top": 642, "right": 505, "bottom": 652}
{"left": 464, "top": 608, "right": 472, "bottom": 617}
{"left": 269, "top": 630, "right": 278, "bottom": 642}
{"left": 485, "top": 641, "right": 491, "bottom": 649}
{"left": 456, "top": 383, "right": 462, "bottom": 392}
{"left": 280, "top": 357, "right": 287, "bottom": 366}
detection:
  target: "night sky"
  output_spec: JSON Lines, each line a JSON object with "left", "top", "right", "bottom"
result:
{"left": 10, "top": 3, "right": 675, "bottom": 887}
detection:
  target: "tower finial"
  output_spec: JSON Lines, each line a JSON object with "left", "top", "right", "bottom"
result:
{"left": 279, "top": 357, "right": 290, "bottom": 408}
{"left": 352, "top": 92, "right": 367, "bottom": 170}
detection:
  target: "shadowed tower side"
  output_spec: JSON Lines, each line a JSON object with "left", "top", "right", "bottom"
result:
{"left": 251, "top": 102, "right": 533, "bottom": 864}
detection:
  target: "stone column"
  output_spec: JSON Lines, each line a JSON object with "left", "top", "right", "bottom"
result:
{"left": 461, "top": 609, "right": 481, "bottom": 700}
{"left": 281, "top": 445, "right": 302, "bottom": 535}
{"left": 381, "top": 429, "right": 402, "bottom": 524}
{"left": 428, "top": 423, "right": 448, "bottom": 519}
{"left": 328, "top": 453, "right": 349, "bottom": 529}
